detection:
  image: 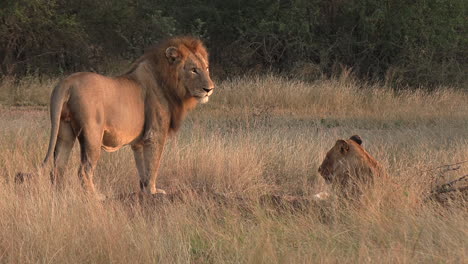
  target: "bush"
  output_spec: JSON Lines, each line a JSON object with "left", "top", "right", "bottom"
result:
{"left": 0, "top": 0, "right": 466, "bottom": 87}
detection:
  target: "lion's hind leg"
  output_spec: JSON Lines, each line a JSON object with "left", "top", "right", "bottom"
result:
{"left": 51, "top": 121, "right": 76, "bottom": 189}
{"left": 77, "top": 127, "right": 105, "bottom": 200}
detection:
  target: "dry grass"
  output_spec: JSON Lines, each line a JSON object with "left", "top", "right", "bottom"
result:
{"left": 0, "top": 75, "right": 467, "bottom": 263}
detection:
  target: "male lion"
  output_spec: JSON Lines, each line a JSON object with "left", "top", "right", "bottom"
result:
{"left": 318, "top": 135, "right": 384, "bottom": 198}
{"left": 39, "top": 36, "right": 214, "bottom": 199}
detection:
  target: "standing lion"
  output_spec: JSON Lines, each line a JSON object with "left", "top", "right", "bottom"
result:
{"left": 36, "top": 36, "right": 214, "bottom": 199}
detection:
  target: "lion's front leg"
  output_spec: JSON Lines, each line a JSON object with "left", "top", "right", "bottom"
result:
{"left": 141, "top": 132, "right": 168, "bottom": 195}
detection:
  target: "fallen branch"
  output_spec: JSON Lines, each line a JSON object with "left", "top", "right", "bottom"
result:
{"left": 425, "top": 174, "right": 468, "bottom": 203}
{"left": 431, "top": 175, "right": 467, "bottom": 193}
{"left": 422, "top": 160, "right": 468, "bottom": 173}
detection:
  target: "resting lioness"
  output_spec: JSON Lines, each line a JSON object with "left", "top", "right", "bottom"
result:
{"left": 34, "top": 36, "right": 214, "bottom": 199}
{"left": 318, "top": 135, "right": 384, "bottom": 198}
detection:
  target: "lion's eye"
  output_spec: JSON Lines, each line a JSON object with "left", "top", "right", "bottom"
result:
{"left": 191, "top": 68, "right": 198, "bottom": 74}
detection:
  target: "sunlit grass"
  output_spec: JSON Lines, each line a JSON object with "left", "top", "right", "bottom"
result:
{"left": 0, "top": 75, "right": 467, "bottom": 263}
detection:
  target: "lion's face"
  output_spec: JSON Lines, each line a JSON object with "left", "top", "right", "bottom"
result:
{"left": 182, "top": 54, "right": 214, "bottom": 103}
{"left": 318, "top": 139, "right": 350, "bottom": 184}
{"left": 318, "top": 135, "right": 365, "bottom": 184}
{"left": 166, "top": 46, "right": 215, "bottom": 104}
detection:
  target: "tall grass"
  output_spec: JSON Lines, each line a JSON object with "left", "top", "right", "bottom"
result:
{"left": 0, "top": 75, "right": 467, "bottom": 263}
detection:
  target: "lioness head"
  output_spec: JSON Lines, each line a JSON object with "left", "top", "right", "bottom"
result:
{"left": 318, "top": 135, "right": 378, "bottom": 187}
{"left": 164, "top": 39, "right": 215, "bottom": 104}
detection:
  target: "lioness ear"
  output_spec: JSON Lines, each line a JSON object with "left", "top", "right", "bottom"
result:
{"left": 349, "top": 135, "right": 362, "bottom": 145}
{"left": 165, "top": 46, "right": 180, "bottom": 64}
{"left": 336, "top": 140, "right": 349, "bottom": 154}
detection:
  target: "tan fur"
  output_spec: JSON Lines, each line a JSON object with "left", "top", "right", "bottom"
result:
{"left": 318, "top": 135, "right": 384, "bottom": 198}
{"left": 42, "top": 36, "right": 215, "bottom": 199}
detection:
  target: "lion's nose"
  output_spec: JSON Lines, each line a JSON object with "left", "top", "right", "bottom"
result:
{"left": 203, "top": 87, "right": 213, "bottom": 93}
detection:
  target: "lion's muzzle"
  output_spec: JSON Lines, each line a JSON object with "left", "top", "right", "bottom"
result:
{"left": 204, "top": 86, "right": 214, "bottom": 97}
{"left": 203, "top": 87, "right": 213, "bottom": 93}
{"left": 197, "top": 86, "right": 214, "bottom": 104}
{"left": 318, "top": 166, "right": 333, "bottom": 183}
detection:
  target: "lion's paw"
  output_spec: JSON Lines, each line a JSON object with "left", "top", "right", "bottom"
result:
{"left": 155, "top": 188, "right": 167, "bottom": 195}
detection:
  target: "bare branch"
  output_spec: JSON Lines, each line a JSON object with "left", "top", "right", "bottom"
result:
{"left": 421, "top": 160, "right": 468, "bottom": 173}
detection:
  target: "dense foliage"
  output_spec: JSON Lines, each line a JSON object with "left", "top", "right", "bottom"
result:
{"left": 0, "top": 0, "right": 466, "bottom": 86}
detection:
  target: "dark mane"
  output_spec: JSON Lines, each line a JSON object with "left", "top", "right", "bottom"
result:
{"left": 121, "top": 36, "right": 207, "bottom": 77}
{"left": 120, "top": 36, "right": 208, "bottom": 132}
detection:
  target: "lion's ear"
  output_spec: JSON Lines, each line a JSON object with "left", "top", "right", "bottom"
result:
{"left": 165, "top": 46, "right": 180, "bottom": 64}
{"left": 349, "top": 135, "right": 362, "bottom": 145}
{"left": 336, "top": 140, "right": 349, "bottom": 154}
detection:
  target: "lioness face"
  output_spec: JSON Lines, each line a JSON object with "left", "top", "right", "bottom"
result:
{"left": 318, "top": 135, "right": 366, "bottom": 185}
{"left": 318, "top": 139, "right": 351, "bottom": 184}
{"left": 166, "top": 46, "right": 215, "bottom": 103}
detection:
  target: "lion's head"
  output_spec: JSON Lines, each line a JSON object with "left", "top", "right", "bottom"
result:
{"left": 131, "top": 36, "right": 215, "bottom": 103}
{"left": 126, "top": 36, "right": 215, "bottom": 131}
{"left": 165, "top": 41, "right": 214, "bottom": 104}
{"left": 318, "top": 135, "right": 382, "bottom": 193}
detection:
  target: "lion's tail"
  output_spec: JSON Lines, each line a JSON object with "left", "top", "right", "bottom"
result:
{"left": 42, "top": 82, "right": 70, "bottom": 166}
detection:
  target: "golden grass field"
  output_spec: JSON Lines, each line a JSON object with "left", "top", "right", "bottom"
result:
{"left": 0, "top": 74, "right": 467, "bottom": 263}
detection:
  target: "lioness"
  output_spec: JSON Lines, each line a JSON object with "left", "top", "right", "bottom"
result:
{"left": 40, "top": 36, "right": 214, "bottom": 199}
{"left": 318, "top": 135, "right": 383, "bottom": 198}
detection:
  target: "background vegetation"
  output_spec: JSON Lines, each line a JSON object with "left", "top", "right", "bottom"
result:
{"left": 1, "top": 0, "right": 467, "bottom": 87}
